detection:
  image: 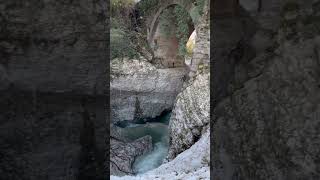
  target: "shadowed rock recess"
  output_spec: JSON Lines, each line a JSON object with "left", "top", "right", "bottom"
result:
{"left": 0, "top": 0, "right": 107, "bottom": 179}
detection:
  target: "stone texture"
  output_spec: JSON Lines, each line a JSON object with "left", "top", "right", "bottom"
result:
{"left": 189, "top": 0, "right": 210, "bottom": 76}
{"left": 152, "top": 16, "right": 186, "bottom": 68}
{"left": 212, "top": 2, "right": 320, "bottom": 179}
{"left": 167, "top": 71, "right": 210, "bottom": 160}
{"left": 110, "top": 133, "right": 152, "bottom": 176}
{"left": 0, "top": 0, "right": 107, "bottom": 95}
{"left": 0, "top": 0, "right": 107, "bottom": 179}
{"left": 0, "top": 90, "right": 106, "bottom": 180}
{"left": 111, "top": 58, "right": 187, "bottom": 122}
{"left": 111, "top": 129, "right": 210, "bottom": 180}
{"left": 146, "top": 0, "right": 200, "bottom": 47}
{"left": 110, "top": 1, "right": 211, "bottom": 178}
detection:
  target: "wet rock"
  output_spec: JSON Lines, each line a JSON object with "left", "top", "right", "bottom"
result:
{"left": 110, "top": 134, "right": 153, "bottom": 176}
{"left": 111, "top": 129, "right": 210, "bottom": 180}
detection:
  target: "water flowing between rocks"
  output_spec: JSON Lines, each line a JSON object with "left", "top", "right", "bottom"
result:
{"left": 116, "top": 112, "right": 171, "bottom": 174}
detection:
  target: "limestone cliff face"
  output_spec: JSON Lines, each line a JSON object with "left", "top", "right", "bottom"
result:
{"left": 167, "top": 71, "right": 210, "bottom": 160}
{"left": 111, "top": 58, "right": 187, "bottom": 122}
{"left": 167, "top": 0, "right": 210, "bottom": 160}
{"left": 189, "top": 0, "right": 210, "bottom": 75}
{"left": 212, "top": 1, "right": 320, "bottom": 179}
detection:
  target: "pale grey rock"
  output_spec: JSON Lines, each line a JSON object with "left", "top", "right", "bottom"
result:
{"left": 189, "top": 0, "right": 210, "bottom": 76}
{"left": 167, "top": 71, "right": 210, "bottom": 160}
{"left": 111, "top": 58, "right": 187, "bottom": 122}
{"left": 212, "top": 4, "right": 320, "bottom": 179}
{"left": 110, "top": 1, "right": 211, "bottom": 179}
{"left": 110, "top": 135, "right": 153, "bottom": 176}
{"left": 111, "top": 130, "right": 210, "bottom": 180}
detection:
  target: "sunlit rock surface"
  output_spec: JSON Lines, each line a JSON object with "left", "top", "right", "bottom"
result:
{"left": 167, "top": 71, "right": 210, "bottom": 160}
{"left": 111, "top": 130, "right": 210, "bottom": 180}
{"left": 111, "top": 58, "right": 187, "bottom": 123}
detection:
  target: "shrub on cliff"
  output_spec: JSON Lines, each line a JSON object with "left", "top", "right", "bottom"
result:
{"left": 111, "top": 28, "right": 139, "bottom": 59}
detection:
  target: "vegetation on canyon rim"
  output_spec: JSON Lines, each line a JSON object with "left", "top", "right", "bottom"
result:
{"left": 110, "top": 0, "right": 205, "bottom": 59}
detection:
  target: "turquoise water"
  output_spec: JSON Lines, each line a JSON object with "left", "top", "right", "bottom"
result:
{"left": 116, "top": 112, "right": 171, "bottom": 174}
{"left": 121, "top": 123, "right": 169, "bottom": 145}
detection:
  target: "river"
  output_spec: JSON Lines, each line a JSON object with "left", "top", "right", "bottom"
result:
{"left": 115, "top": 112, "right": 171, "bottom": 174}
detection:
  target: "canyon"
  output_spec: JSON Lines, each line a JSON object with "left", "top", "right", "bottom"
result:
{"left": 0, "top": 0, "right": 319, "bottom": 179}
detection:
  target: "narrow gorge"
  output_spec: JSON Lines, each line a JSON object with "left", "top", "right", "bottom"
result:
{"left": 110, "top": 0, "right": 210, "bottom": 179}
{"left": 0, "top": 0, "right": 319, "bottom": 179}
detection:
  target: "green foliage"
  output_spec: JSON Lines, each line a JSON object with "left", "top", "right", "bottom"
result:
{"left": 136, "top": 0, "right": 159, "bottom": 16}
{"left": 111, "top": 0, "right": 135, "bottom": 14}
{"left": 195, "top": 0, "right": 206, "bottom": 15}
{"left": 110, "top": 17, "right": 125, "bottom": 29}
{"left": 174, "top": 5, "right": 192, "bottom": 56}
{"left": 110, "top": 28, "right": 139, "bottom": 59}
{"left": 188, "top": 0, "right": 206, "bottom": 24}
{"left": 111, "top": 0, "right": 135, "bottom": 30}
{"left": 110, "top": 0, "right": 205, "bottom": 59}
{"left": 110, "top": 0, "right": 148, "bottom": 60}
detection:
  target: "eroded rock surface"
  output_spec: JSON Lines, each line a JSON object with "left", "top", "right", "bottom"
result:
{"left": 111, "top": 58, "right": 187, "bottom": 122}
{"left": 110, "top": 0, "right": 211, "bottom": 179}
{"left": 212, "top": 1, "right": 320, "bottom": 179}
{"left": 0, "top": 0, "right": 107, "bottom": 95}
{"left": 111, "top": 129, "right": 210, "bottom": 180}
{"left": 110, "top": 132, "right": 153, "bottom": 176}
{"left": 167, "top": 71, "right": 210, "bottom": 160}
{"left": 0, "top": 0, "right": 107, "bottom": 179}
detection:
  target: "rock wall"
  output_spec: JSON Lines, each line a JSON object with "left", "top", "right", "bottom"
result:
{"left": 110, "top": 132, "right": 152, "bottom": 176}
{"left": 0, "top": 0, "right": 107, "bottom": 179}
{"left": 167, "top": 71, "right": 210, "bottom": 160}
{"left": 110, "top": 0, "right": 211, "bottom": 178}
{"left": 111, "top": 129, "right": 210, "bottom": 180}
{"left": 0, "top": 90, "right": 106, "bottom": 180}
{"left": 111, "top": 58, "right": 187, "bottom": 122}
{"left": 212, "top": 1, "right": 320, "bottom": 179}
{"left": 189, "top": 0, "right": 210, "bottom": 76}
{"left": 167, "top": 0, "right": 210, "bottom": 160}
{"left": 0, "top": 0, "right": 107, "bottom": 95}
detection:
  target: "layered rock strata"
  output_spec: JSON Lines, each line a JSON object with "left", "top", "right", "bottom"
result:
{"left": 111, "top": 58, "right": 187, "bottom": 122}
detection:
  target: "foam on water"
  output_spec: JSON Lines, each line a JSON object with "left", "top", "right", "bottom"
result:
{"left": 116, "top": 112, "right": 171, "bottom": 174}
{"left": 133, "top": 140, "right": 168, "bottom": 174}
